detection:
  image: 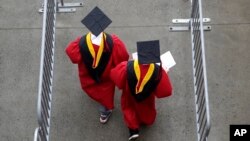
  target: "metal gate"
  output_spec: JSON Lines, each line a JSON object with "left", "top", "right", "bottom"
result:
{"left": 33, "top": 0, "right": 57, "bottom": 140}
{"left": 170, "top": 0, "right": 211, "bottom": 141}
{"left": 34, "top": 0, "right": 83, "bottom": 140}
{"left": 190, "top": 0, "right": 211, "bottom": 141}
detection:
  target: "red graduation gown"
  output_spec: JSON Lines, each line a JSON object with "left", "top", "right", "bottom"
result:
{"left": 65, "top": 34, "right": 129, "bottom": 110}
{"left": 110, "top": 61, "right": 172, "bottom": 129}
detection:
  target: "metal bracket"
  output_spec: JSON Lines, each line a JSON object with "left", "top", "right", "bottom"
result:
{"left": 38, "top": 2, "right": 84, "bottom": 13}
{"left": 169, "top": 18, "right": 211, "bottom": 32}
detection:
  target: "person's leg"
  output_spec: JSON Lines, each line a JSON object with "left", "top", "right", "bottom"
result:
{"left": 128, "top": 128, "right": 139, "bottom": 140}
{"left": 99, "top": 105, "right": 112, "bottom": 124}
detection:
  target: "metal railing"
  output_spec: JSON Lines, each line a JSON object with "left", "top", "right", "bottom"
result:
{"left": 190, "top": 0, "right": 211, "bottom": 141}
{"left": 34, "top": 0, "right": 57, "bottom": 141}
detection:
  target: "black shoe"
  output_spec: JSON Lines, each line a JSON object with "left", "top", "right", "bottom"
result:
{"left": 128, "top": 128, "right": 139, "bottom": 140}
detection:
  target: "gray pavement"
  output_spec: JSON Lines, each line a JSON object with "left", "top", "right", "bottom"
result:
{"left": 203, "top": 1, "right": 250, "bottom": 140}
{"left": 0, "top": 0, "right": 249, "bottom": 141}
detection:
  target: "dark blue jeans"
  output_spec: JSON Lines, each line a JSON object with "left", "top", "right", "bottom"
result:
{"left": 99, "top": 105, "right": 111, "bottom": 115}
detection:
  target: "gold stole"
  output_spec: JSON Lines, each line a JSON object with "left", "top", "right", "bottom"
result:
{"left": 133, "top": 60, "right": 155, "bottom": 94}
{"left": 86, "top": 32, "right": 106, "bottom": 68}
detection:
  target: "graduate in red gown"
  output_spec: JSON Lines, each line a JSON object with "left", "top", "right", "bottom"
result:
{"left": 65, "top": 7, "right": 129, "bottom": 124}
{"left": 110, "top": 40, "right": 173, "bottom": 140}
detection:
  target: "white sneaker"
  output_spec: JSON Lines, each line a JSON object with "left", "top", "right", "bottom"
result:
{"left": 99, "top": 110, "right": 112, "bottom": 124}
{"left": 128, "top": 128, "right": 139, "bottom": 140}
{"left": 128, "top": 134, "right": 139, "bottom": 140}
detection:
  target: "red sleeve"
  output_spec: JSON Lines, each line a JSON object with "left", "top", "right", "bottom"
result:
{"left": 110, "top": 61, "right": 127, "bottom": 89}
{"left": 65, "top": 37, "right": 82, "bottom": 64}
{"left": 155, "top": 70, "right": 173, "bottom": 98}
{"left": 111, "top": 34, "right": 129, "bottom": 65}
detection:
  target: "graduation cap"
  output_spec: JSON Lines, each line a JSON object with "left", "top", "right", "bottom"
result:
{"left": 137, "top": 40, "right": 161, "bottom": 64}
{"left": 81, "top": 7, "right": 112, "bottom": 36}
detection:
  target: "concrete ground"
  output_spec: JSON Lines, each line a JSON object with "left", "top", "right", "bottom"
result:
{"left": 0, "top": 0, "right": 249, "bottom": 141}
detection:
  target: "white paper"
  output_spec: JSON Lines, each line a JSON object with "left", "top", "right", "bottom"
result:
{"left": 160, "top": 51, "right": 176, "bottom": 72}
{"left": 131, "top": 51, "right": 176, "bottom": 72}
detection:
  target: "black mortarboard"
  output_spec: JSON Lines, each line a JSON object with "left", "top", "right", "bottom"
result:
{"left": 81, "top": 7, "right": 112, "bottom": 36}
{"left": 137, "top": 40, "right": 161, "bottom": 64}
